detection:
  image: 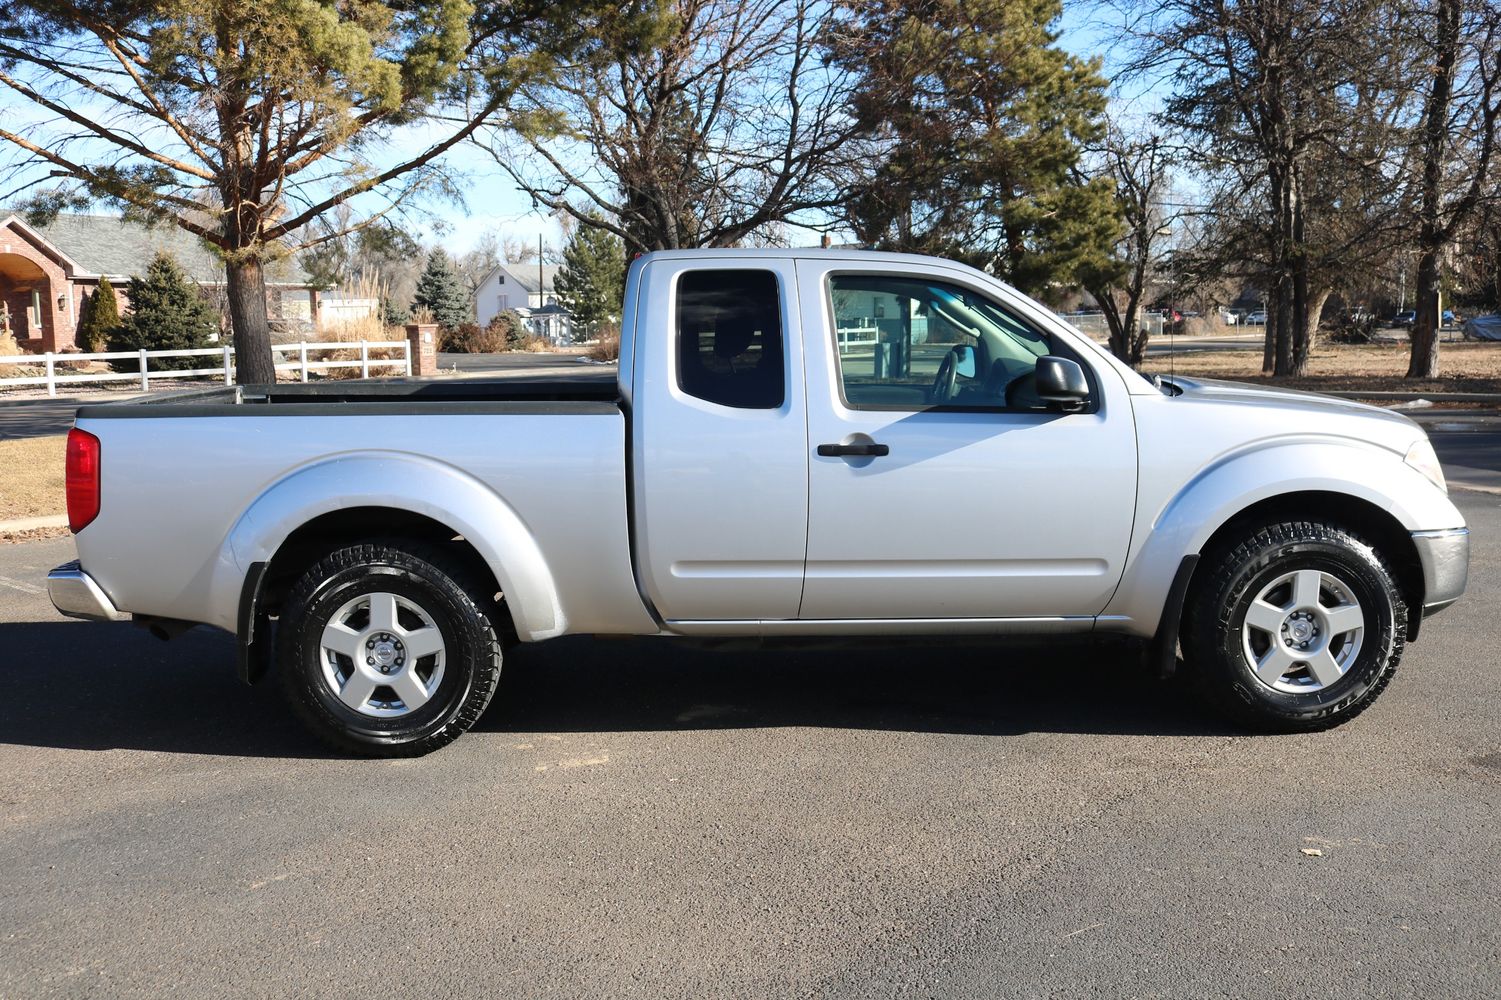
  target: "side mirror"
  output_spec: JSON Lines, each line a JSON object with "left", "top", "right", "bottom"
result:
{"left": 954, "top": 344, "right": 977, "bottom": 379}
{"left": 1035, "top": 356, "right": 1089, "bottom": 411}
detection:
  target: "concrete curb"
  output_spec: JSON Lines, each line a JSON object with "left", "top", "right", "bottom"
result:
{"left": 0, "top": 514, "right": 67, "bottom": 532}
{"left": 1325, "top": 390, "right": 1501, "bottom": 403}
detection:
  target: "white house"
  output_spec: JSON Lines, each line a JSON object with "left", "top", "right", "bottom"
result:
{"left": 472, "top": 261, "right": 573, "bottom": 344}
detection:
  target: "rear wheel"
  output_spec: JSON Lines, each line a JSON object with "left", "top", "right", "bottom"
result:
{"left": 277, "top": 541, "right": 502, "bottom": 756}
{"left": 1183, "top": 520, "right": 1406, "bottom": 731}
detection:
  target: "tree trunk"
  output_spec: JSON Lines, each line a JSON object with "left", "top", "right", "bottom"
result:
{"left": 1406, "top": 0, "right": 1460, "bottom": 379}
{"left": 1290, "top": 258, "right": 1310, "bottom": 377}
{"left": 1406, "top": 250, "right": 1442, "bottom": 378}
{"left": 1305, "top": 288, "right": 1332, "bottom": 353}
{"left": 225, "top": 257, "right": 277, "bottom": 385}
{"left": 1261, "top": 301, "right": 1275, "bottom": 374}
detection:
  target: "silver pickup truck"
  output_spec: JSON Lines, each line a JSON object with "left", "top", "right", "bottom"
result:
{"left": 49, "top": 249, "right": 1469, "bottom": 756}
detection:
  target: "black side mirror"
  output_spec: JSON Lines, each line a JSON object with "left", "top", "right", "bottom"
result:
{"left": 1035, "top": 356, "right": 1089, "bottom": 411}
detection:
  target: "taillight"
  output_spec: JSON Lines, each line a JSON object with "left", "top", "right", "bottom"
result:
{"left": 65, "top": 428, "right": 101, "bottom": 533}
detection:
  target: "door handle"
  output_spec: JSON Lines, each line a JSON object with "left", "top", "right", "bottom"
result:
{"left": 817, "top": 442, "right": 890, "bottom": 458}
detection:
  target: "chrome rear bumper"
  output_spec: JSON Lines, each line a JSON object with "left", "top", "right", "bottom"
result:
{"left": 47, "top": 561, "right": 128, "bottom": 622}
{"left": 1412, "top": 528, "right": 1469, "bottom": 616}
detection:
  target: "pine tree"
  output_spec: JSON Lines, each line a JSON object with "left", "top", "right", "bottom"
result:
{"left": 554, "top": 216, "right": 625, "bottom": 340}
{"left": 75, "top": 275, "right": 119, "bottom": 353}
{"left": 106, "top": 253, "right": 219, "bottom": 372}
{"left": 828, "top": 0, "right": 1114, "bottom": 296}
{"left": 411, "top": 249, "right": 471, "bottom": 330}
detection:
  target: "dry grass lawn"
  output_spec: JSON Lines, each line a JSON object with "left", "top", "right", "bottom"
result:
{"left": 1164, "top": 340, "right": 1501, "bottom": 395}
{"left": 0, "top": 434, "right": 67, "bottom": 522}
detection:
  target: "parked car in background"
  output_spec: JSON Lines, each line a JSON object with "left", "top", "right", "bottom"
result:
{"left": 1246, "top": 310, "right": 1267, "bottom": 325}
{"left": 1392, "top": 310, "right": 1417, "bottom": 328}
{"left": 1463, "top": 314, "right": 1501, "bottom": 341}
{"left": 50, "top": 249, "right": 1470, "bottom": 756}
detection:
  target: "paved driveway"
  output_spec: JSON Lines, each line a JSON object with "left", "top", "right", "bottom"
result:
{"left": 1, "top": 495, "right": 1497, "bottom": 997}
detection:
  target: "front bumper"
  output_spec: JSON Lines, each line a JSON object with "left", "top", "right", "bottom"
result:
{"left": 47, "top": 561, "right": 128, "bottom": 622}
{"left": 1412, "top": 528, "right": 1470, "bottom": 616}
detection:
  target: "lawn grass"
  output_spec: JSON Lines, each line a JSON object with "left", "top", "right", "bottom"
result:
{"left": 1162, "top": 340, "right": 1501, "bottom": 395}
{"left": 0, "top": 434, "right": 67, "bottom": 522}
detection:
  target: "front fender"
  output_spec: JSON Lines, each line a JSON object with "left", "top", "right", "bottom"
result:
{"left": 210, "top": 452, "right": 564, "bottom": 641}
{"left": 1104, "top": 439, "right": 1465, "bottom": 637}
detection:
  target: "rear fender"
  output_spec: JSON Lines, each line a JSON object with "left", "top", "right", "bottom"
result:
{"left": 213, "top": 452, "right": 563, "bottom": 641}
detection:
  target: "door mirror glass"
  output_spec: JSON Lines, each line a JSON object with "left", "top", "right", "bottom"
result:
{"left": 1035, "top": 356, "right": 1089, "bottom": 410}
{"left": 953, "top": 344, "right": 977, "bottom": 379}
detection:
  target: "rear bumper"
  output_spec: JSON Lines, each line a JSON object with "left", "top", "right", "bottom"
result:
{"left": 1412, "top": 528, "right": 1469, "bottom": 616}
{"left": 47, "top": 561, "right": 128, "bottom": 622}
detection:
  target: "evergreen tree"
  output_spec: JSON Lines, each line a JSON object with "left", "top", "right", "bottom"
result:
{"left": 411, "top": 249, "right": 470, "bottom": 330}
{"left": 106, "top": 253, "right": 218, "bottom": 372}
{"left": 828, "top": 0, "right": 1115, "bottom": 296}
{"left": 554, "top": 216, "right": 625, "bottom": 339}
{"left": 75, "top": 275, "right": 118, "bottom": 353}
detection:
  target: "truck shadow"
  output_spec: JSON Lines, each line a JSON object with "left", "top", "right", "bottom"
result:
{"left": 0, "top": 621, "right": 1235, "bottom": 759}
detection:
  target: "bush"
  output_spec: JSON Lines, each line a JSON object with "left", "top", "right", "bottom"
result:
{"left": 440, "top": 322, "right": 510, "bottom": 353}
{"left": 106, "top": 253, "right": 218, "bottom": 372}
{"left": 0, "top": 326, "right": 19, "bottom": 357}
{"left": 76, "top": 276, "right": 119, "bottom": 353}
{"left": 440, "top": 311, "right": 529, "bottom": 353}
{"left": 586, "top": 323, "right": 621, "bottom": 362}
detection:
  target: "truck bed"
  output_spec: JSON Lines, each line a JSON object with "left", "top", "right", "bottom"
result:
{"left": 70, "top": 371, "right": 653, "bottom": 640}
{"left": 76, "top": 375, "right": 620, "bottom": 419}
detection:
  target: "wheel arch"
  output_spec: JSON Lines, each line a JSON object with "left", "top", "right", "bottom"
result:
{"left": 1108, "top": 439, "right": 1454, "bottom": 642}
{"left": 1189, "top": 490, "right": 1424, "bottom": 638}
{"left": 217, "top": 453, "right": 564, "bottom": 652}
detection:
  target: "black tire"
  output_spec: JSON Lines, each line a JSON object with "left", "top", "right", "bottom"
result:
{"left": 276, "top": 540, "right": 502, "bottom": 757}
{"left": 1182, "top": 520, "right": 1407, "bottom": 732}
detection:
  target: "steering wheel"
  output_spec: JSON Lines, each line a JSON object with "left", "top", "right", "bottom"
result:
{"left": 930, "top": 346, "right": 964, "bottom": 403}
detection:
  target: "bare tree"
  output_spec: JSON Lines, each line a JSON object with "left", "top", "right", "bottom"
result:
{"left": 1114, "top": 0, "right": 1419, "bottom": 375}
{"left": 1400, "top": 0, "right": 1501, "bottom": 378}
{"left": 1079, "top": 123, "right": 1177, "bottom": 367}
{"left": 479, "top": 0, "right": 862, "bottom": 253}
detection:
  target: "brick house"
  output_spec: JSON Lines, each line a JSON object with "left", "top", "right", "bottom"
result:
{"left": 0, "top": 213, "right": 314, "bottom": 353}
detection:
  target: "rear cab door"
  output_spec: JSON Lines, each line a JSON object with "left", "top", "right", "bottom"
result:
{"left": 630, "top": 255, "right": 808, "bottom": 624}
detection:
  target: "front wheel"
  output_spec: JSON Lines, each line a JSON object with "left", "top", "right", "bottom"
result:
{"left": 1183, "top": 520, "right": 1407, "bottom": 732}
{"left": 276, "top": 541, "right": 503, "bottom": 756}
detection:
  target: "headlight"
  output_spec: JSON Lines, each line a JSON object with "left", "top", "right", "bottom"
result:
{"left": 1405, "top": 438, "right": 1447, "bottom": 493}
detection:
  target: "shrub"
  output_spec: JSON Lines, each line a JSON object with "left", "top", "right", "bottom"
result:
{"left": 0, "top": 326, "right": 19, "bottom": 357}
{"left": 440, "top": 322, "right": 509, "bottom": 353}
{"left": 106, "top": 253, "right": 217, "bottom": 372}
{"left": 586, "top": 323, "right": 621, "bottom": 362}
{"left": 76, "top": 276, "right": 119, "bottom": 353}
{"left": 441, "top": 311, "right": 529, "bottom": 353}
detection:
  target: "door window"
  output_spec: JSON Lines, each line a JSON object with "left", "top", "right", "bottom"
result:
{"left": 828, "top": 274, "right": 1054, "bottom": 410}
{"left": 676, "top": 270, "right": 785, "bottom": 409}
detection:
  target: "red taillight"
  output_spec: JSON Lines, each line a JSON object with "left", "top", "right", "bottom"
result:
{"left": 65, "top": 428, "right": 101, "bottom": 533}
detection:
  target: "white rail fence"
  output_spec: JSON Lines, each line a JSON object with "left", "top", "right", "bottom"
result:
{"left": 0, "top": 340, "right": 411, "bottom": 397}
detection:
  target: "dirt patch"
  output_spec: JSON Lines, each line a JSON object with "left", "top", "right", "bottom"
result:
{"left": 0, "top": 435, "right": 67, "bottom": 523}
{"left": 1160, "top": 341, "right": 1501, "bottom": 394}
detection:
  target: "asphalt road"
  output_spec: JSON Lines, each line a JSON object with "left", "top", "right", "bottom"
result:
{"left": 1, "top": 495, "right": 1497, "bottom": 997}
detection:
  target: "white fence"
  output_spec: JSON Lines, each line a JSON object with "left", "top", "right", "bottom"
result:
{"left": 0, "top": 340, "right": 411, "bottom": 397}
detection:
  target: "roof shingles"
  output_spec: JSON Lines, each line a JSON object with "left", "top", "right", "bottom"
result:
{"left": 28, "top": 214, "right": 310, "bottom": 286}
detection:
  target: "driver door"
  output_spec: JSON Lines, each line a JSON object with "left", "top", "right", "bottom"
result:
{"left": 794, "top": 258, "right": 1138, "bottom": 621}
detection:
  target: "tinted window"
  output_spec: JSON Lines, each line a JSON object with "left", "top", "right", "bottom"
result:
{"left": 676, "top": 270, "right": 785, "bottom": 409}
{"left": 829, "top": 274, "right": 1053, "bottom": 410}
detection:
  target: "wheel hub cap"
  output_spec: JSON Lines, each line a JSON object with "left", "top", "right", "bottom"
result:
{"left": 319, "top": 592, "right": 447, "bottom": 718}
{"left": 1240, "top": 568, "right": 1365, "bottom": 694}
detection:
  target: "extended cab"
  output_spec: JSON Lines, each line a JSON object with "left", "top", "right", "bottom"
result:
{"left": 49, "top": 250, "right": 1469, "bottom": 755}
